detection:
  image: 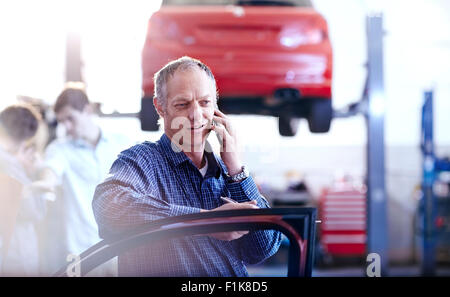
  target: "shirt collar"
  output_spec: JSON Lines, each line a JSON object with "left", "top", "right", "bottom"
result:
{"left": 204, "top": 143, "right": 222, "bottom": 179}
{"left": 158, "top": 133, "right": 222, "bottom": 179}
{"left": 158, "top": 133, "right": 190, "bottom": 167}
{"left": 72, "top": 128, "right": 108, "bottom": 148}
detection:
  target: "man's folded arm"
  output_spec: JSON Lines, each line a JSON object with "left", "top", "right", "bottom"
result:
{"left": 92, "top": 157, "right": 201, "bottom": 238}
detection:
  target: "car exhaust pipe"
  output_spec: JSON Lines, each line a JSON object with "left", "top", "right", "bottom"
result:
{"left": 273, "top": 88, "right": 301, "bottom": 103}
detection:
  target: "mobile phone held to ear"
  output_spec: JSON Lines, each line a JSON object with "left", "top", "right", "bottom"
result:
{"left": 211, "top": 120, "right": 222, "bottom": 129}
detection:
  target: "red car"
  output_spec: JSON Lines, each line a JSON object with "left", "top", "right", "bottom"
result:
{"left": 141, "top": 0, "right": 332, "bottom": 136}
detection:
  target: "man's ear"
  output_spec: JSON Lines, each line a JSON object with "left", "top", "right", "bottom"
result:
{"left": 153, "top": 97, "right": 165, "bottom": 118}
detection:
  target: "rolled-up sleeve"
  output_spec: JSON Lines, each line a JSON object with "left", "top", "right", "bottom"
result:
{"left": 44, "top": 142, "right": 68, "bottom": 180}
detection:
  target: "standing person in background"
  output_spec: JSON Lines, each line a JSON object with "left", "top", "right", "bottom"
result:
{"left": 0, "top": 104, "right": 47, "bottom": 276}
{"left": 39, "top": 83, "right": 130, "bottom": 275}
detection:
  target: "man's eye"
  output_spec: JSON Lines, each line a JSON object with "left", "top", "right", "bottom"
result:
{"left": 175, "top": 103, "right": 187, "bottom": 108}
{"left": 200, "top": 100, "right": 211, "bottom": 106}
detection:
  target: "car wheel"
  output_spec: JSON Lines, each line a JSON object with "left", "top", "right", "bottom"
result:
{"left": 140, "top": 97, "right": 159, "bottom": 131}
{"left": 278, "top": 116, "right": 300, "bottom": 137}
{"left": 307, "top": 98, "right": 332, "bottom": 133}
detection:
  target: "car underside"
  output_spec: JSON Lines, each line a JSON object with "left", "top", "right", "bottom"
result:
{"left": 141, "top": 0, "right": 333, "bottom": 136}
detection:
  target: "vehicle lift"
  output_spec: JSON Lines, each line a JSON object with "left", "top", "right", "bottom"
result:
{"left": 333, "top": 12, "right": 389, "bottom": 276}
{"left": 420, "top": 90, "right": 450, "bottom": 276}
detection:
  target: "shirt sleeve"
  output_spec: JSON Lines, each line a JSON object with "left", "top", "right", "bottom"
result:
{"left": 44, "top": 141, "right": 68, "bottom": 179}
{"left": 227, "top": 175, "right": 282, "bottom": 264}
{"left": 227, "top": 175, "right": 270, "bottom": 207}
{"left": 92, "top": 150, "right": 202, "bottom": 238}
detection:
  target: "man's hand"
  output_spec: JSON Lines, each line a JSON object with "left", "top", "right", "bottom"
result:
{"left": 210, "top": 109, "right": 242, "bottom": 176}
{"left": 27, "top": 168, "right": 59, "bottom": 201}
{"left": 203, "top": 200, "right": 259, "bottom": 241}
{"left": 29, "top": 180, "right": 56, "bottom": 193}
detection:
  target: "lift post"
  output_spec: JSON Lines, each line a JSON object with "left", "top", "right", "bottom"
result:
{"left": 365, "top": 13, "right": 388, "bottom": 276}
{"left": 329, "top": 13, "right": 389, "bottom": 275}
{"left": 420, "top": 90, "right": 450, "bottom": 276}
{"left": 421, "top": 90, "right": 436, "bottom": 276}
{"left": 365, "top": 13, "right": 389, "bottom": 276}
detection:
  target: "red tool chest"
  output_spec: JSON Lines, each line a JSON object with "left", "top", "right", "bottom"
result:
{"left": 319, "top": 180, "right": 367, "bottom": 257}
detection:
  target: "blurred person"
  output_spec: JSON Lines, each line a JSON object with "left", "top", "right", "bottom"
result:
{"left": 38, "top": 83, "right": 129, "bottom": 275}
{"left": 0, "top": 104, "right": 47, "bottom": 276}
{"left": 93, "top": 56, "right": 282, "bottom": 276}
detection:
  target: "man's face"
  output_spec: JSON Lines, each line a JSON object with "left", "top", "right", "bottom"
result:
{"left": 161, "top": 67, "right": 216, "bottom": 151}
{"left": 56, "top": 105, "right": 91, "bottom": 140}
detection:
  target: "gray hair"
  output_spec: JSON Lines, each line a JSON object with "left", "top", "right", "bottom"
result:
{"left": 154, "top": 56, "right": 217, "bottom": 110}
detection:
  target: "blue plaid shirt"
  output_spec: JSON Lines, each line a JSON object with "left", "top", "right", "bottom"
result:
{"left": 92, "top": 133, "right": 281, "bottom": 276}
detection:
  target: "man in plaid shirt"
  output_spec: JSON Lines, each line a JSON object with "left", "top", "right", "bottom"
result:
{"left": 92, "top": 56, "right": 282, "bottom": 276}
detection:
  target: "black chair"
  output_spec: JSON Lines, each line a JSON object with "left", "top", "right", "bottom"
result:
{"left": 54, "top": 207, "right": 317, "bottom": 277}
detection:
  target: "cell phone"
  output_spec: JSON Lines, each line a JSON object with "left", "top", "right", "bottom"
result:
{"left": 212, "top": 119, "right": 222, "bottom": 128}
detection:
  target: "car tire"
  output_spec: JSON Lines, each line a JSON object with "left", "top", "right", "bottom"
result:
{"left": 278, "top": 116, "right": 300, "bottom": 137}
{"left": 307, "top": 98, "right": 332, "bottom": 133}
{"left": 140, "top": 97, "right": 160, "bottom": 131}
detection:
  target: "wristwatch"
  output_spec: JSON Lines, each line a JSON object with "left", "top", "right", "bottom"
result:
{"left": 227, "top": 166, "right": 249, "bottom": 183}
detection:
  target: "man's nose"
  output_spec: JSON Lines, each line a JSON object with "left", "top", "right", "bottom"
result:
{"left": 188, "top": 101, "right": 203, "bottom": 122}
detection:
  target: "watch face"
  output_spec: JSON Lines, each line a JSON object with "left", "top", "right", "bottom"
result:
{"left": 227, "top": 166, "right": 249, "bottom": 182}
